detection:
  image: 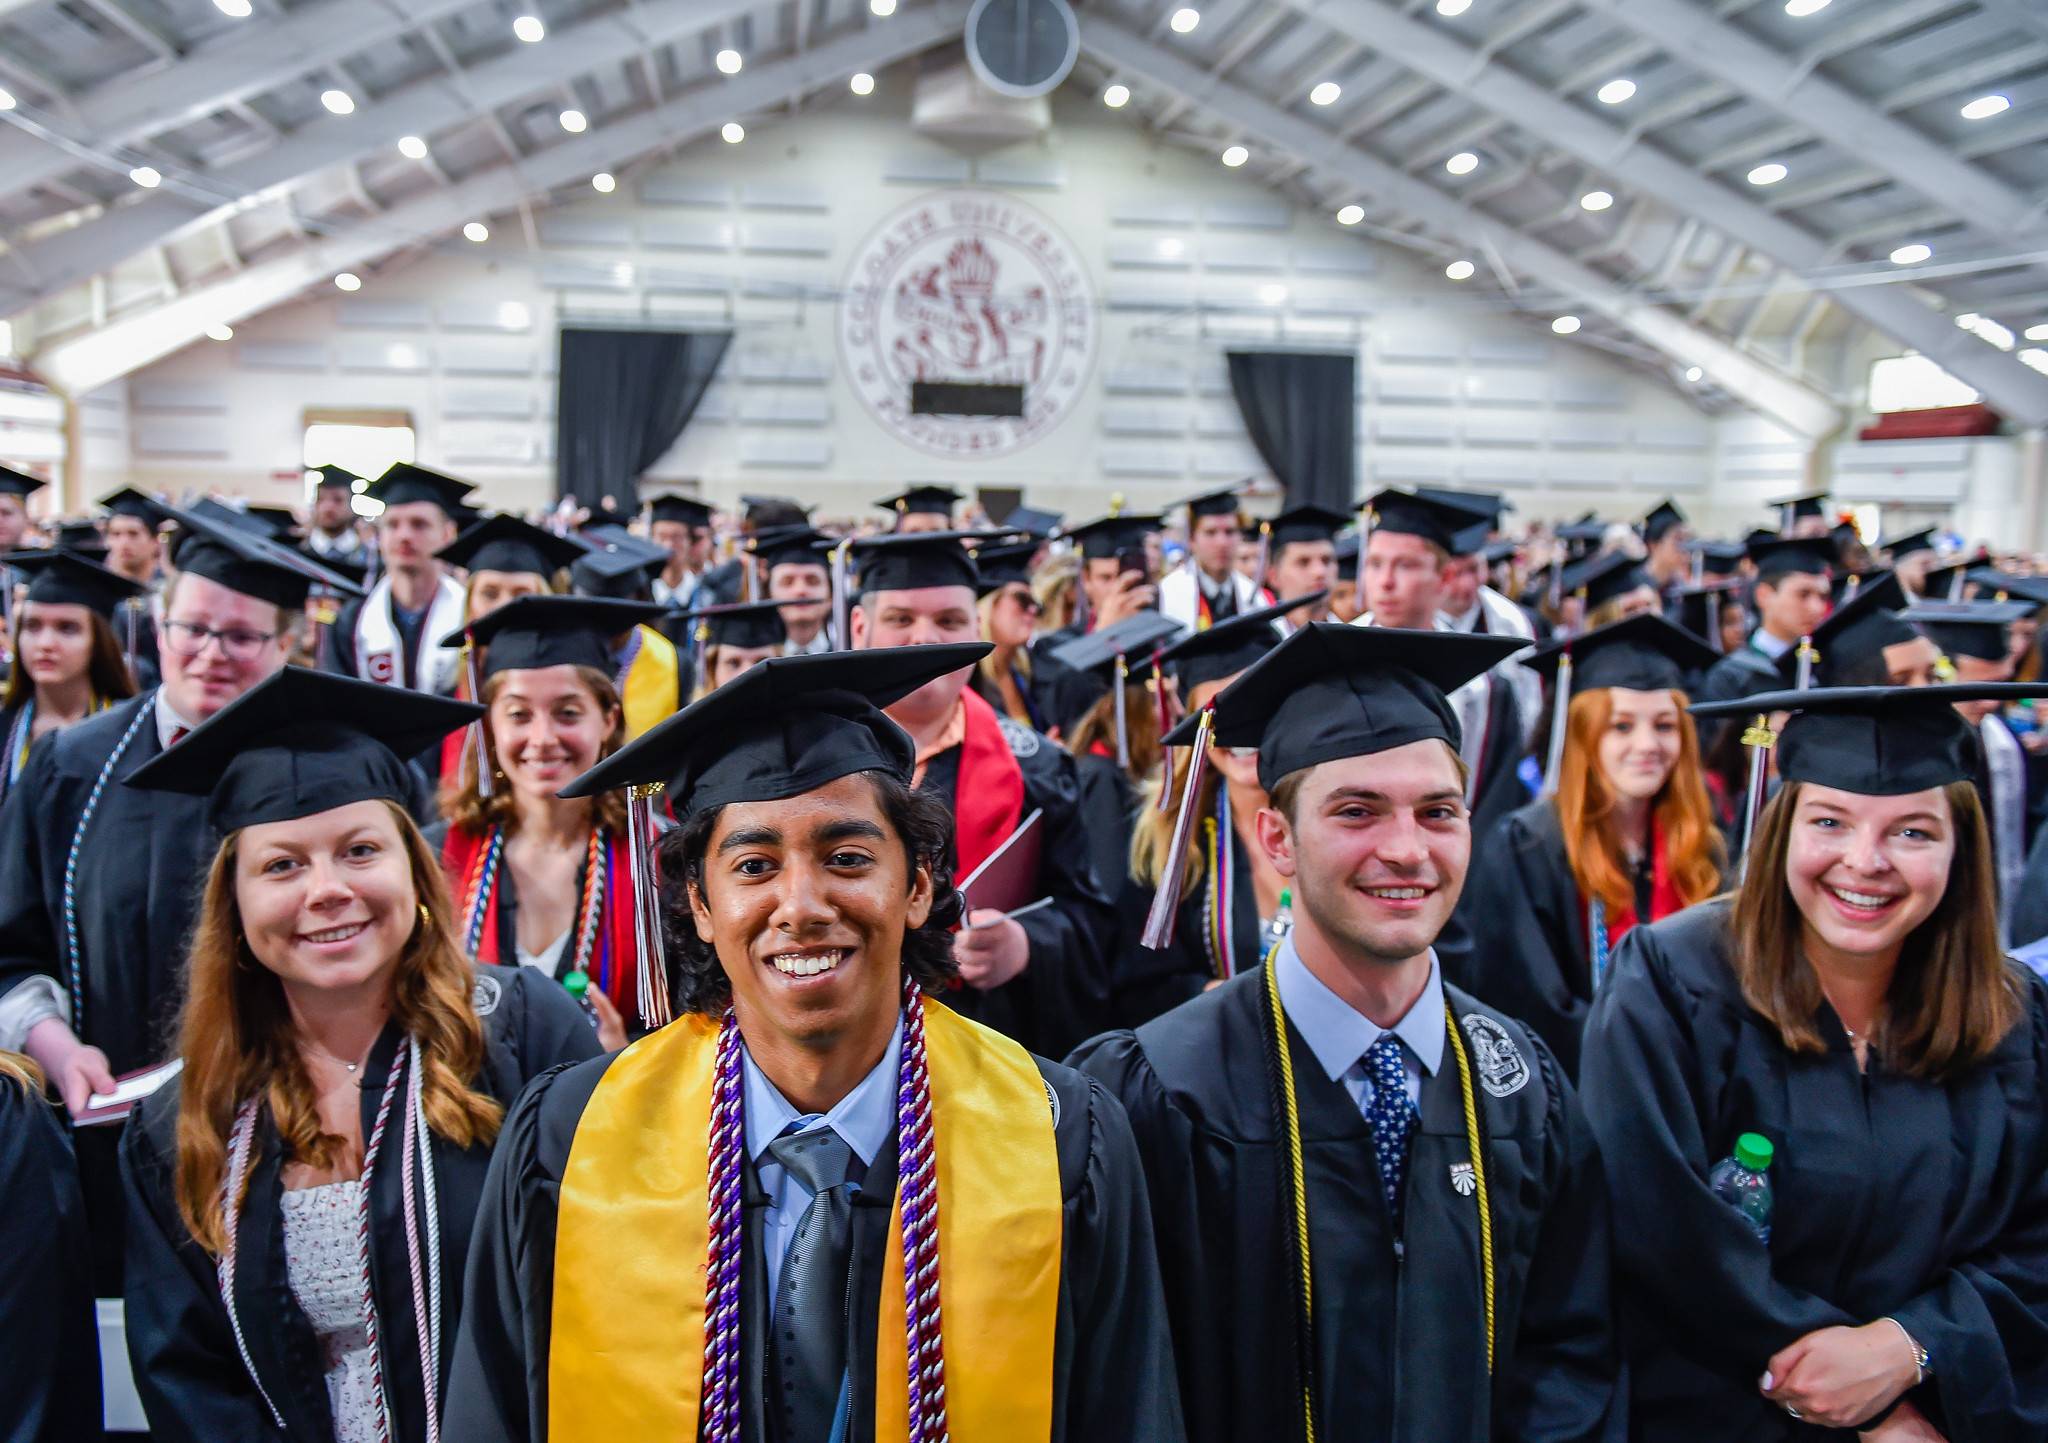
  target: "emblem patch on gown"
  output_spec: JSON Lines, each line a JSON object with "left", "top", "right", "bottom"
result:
{"left": 471, "top": 973, "right": 502, "bottom": 1017}
{"left": 365, "top": 651, "right": 396, "bottom": 684}
{"left": 1045, "top": 1078, "right": 1060, "bottom": 1127}
{"left": 1459, "top": 1013, "right": 1530, "bottom": 1098}
{"left": 1449, "top": 1161, "right": 1477, "bottom": 1196}
{"left": 998, "top": 716, "right": 1041, "bottom": 758}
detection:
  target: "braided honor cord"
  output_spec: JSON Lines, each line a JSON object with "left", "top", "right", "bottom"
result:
{"left": 353, "top": 1043, "right": 408, "bottom": 1443}
{"left": 400, "top": 1037, "right": 446, "bottom": 1443}
{"left": 1258, "top": 952, "right": 1318, "bottom": 1443}
{"left": 701, "top": 1014, "right": 746, "bottom": 1442}
{"left": 459, "top": 825, "right": 506, "bottom": 957}
{"left": 62, "top": 693, "right": 155, "bottom": 1033}
{"left": 1444, "top": 1008, "right": 1497, "bottom": 1373}
{"left": 217, "top": 1100, "right": 288, "bottom": 1430}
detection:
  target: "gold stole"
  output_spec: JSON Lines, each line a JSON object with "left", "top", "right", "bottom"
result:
{"left": 549, "top": 999, "right": 1063, "bottom": 1440}
{"left": 621, "top": 624, "right": 682, "bottom": 740}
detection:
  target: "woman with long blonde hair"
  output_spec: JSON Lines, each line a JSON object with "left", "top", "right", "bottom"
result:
{"left": 1461, "top": 614, "right": 1725, "bottom": 1076}
{"left": 118, "top": 669, "right": 598, "bottom": 1443}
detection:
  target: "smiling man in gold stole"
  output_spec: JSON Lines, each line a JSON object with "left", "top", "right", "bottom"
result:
{"left": 444, "top": 642, "right": 1185, "bottom": 1443}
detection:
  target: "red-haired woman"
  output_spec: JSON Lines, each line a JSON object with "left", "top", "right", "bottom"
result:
{"left": 118, "top": 670, "right": 598, "bottom": 1443}
{"left": 1460, "top": 614, "right": 1725, "bottom": 1076}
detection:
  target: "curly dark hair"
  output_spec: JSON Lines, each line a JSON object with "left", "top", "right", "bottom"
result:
{"left": 655, "top": 769, "right": 965, "bottom": 1016}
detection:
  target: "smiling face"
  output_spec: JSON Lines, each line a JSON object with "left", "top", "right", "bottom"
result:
{"left": 234, "top": 799, "right": 417, "bottom": 998}
{"left": 1785, "top": 782, "right": 1954, "bottom": 967}
{"left": 14, "top": 601, "right": 94, "bottom": 688}
{"left": 488, "top": 665, "right": 619, "bottom": 802}
{"left": 986, "top": 583, "right": 1039, "bottom": 649}
{"left": 689, "top": 772, "right": 932, "bottom": 1057}
{"left": 160, "top": 570, "right": 289, "bottom": 722}
{"left": 467, "top": 569, "right": 548, "bottom": 620}
{"left": 1597, "top": 687, "right": 1683, "bottom": 804}
{"left": 850, "top": 586, "right": 978, "bottom": 731}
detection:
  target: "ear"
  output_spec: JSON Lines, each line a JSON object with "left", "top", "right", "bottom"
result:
{"left": 905, "top": 857, "right": 934, "bottom": 930}
{"left": 848, "top": 604, "right": 868, "bottom": 649}
{"left": 1255, "top": 804, "right": 1298, "bottom": 880}
{"left": 688, "top": 878, "right": 716, "bottom": 944}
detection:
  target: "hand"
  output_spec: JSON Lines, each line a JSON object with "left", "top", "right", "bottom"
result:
{"left": 587, "top": 987, "right": 629, "bottom": 1053}
{"left": 26, "top": 1018, "right": 116, "bottom": 1119}
{"left": 1860, "top": 1400, "right": 1947, "bottom": 1443}
{"left": 954, "top": 911, "right": 1030, "bottom": 990}
{"left": 1761, "top": 1322, "right": 1921, "bottom": 1429}
{"left": 1094, "top": 573, "right": 1156, "bottom": 627}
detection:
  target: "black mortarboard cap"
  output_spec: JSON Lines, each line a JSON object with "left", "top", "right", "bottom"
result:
{"left": 1204, "top": 623, "right": 1525, "bottom": 792}
{"left": 54, "top": 521, "right": 106, "bottom": 556}
{"left": 1747, "top": 533, "right": 1835, "bottom": 582}
{"left": 1966, "top": 569, "right": 2048, "bottom": 610}
{"left": 740, "top": 494, "right": 813, "bottom": 526}
{"left": 1063, "top": 512, "right": 1161, "bottom": 561}
{"left": 749, "top": 525, "right": 835, "bottom": 571}
{"left": 1879, "top": 527, "right": 1938, "bottom": 559}
{"left": 570, "top": 546, "right": 666, "bottom": 600}
{"left": 2, "top": 549, "right": 148, "bottom": 619}
{"left": 1641, "top": 499, "right": 1687, "bottom": 544}
{"left": 124, "top": 668, "right": 479, "bottom": 832}
{"left": 443, "top": 595, "right": 664, "bottom": 677}
{"left": 852, "top": 531, "right": 984, "bottom": 594}
{"left": 647, "top": 492, "right": 713, "bottom": 527}
{"left": 362, "top": 462, "right": 473, "bottom": 516}
{"left": 0, "top": 465, "right": 47, "bottom": 499}
{"left": 1903, "top": 600, "right": 2032, "bottom": 662}
{"left": 1001, "top": 505, "right": 1062, "bottom": 540}
{"left": 1673, "top": 580, "right": 1743, "bottom": 646}
{"left": 559, "top": 643, "right": 991, "bottom": 814}
{"left": 309, "top": 464, "right": 362, "bottom": 493}
{"left": 877, "top": 485, "right": 963, "bottom": 518}
{"left": 1782, "top": 571, "right": 1917, "bottom": 687}
{"left": 1155, "top": 592, "right": 1321, "bottom": 696}
{"left": 436, "top": 514, "right": 585, "bottom": 577}
{"left": 1687, "top": 538, "right": 1747, "bottom": 577}
{"left": 1362, "top": 489, "right": 1488, "bottom": 555}
{"left": 1919, "top": 558, "right": 1976, "bottom": 601}
{"left": 681, "top": 599, "right": 789, "bottom": 651}
{"left": 1522, "top": 613, "right": 1718, "bottom": 695}
{"left": 1556, "top": 515, "right": 1610, "bottom": 555}
{"left": 1265, "top": 504, "right": 1352, "bottom": 550}
{"left": 166, "top": 505, "right": 359, "bottom": 608}
{"left": 99, "top": 487, "right": 169, "bottom": 524}
{"left": 1561, "top": 549, "right": 1650, "bottom": 610}
{"left": 1046, "top": 611, "right": 1187, "bottom": 679}
{"left": 973, "top": 539, "right": 1041, "bottom": 594}
{"left": 1174, "top": 486, "right": 1247, "bottom": 523}
{"left": 1413, "top": 486, "right": 1509, "bottom": 526}
{"left": 1692, "top": 684, "right": 2048, "bottom": 797}
{"left": 1769, "top": 492, "right": 1830, "bottom": 524}
{"left": 1335, "top": 533, "right": 1360, "bottom": 581}
{"left": 190, "top": 496, "right": 290, "bottom": 542}
{"left": 245, "top": 505, "right": 301, "bottom": 539}
{"left": 1483, "top": 538, "right": 1519, "bottom": 567}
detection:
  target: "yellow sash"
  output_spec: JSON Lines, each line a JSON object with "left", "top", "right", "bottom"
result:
{"left": 621, "top": 624, "right": 681, "bottom": 740}
{"left": 549, "top": 998, "right": 1062, "bottom": 1441}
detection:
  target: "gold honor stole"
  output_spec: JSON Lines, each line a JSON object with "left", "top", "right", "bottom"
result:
{"left": 549, "top": 998, "right": 1063, "bottom": 1441}
{"left": 620, "top": 624, "right": 683, "bottom": 741}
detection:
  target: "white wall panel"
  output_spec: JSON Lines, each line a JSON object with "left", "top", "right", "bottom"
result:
{"left": 336, "top": 300, "right": 431, "bottom": 329}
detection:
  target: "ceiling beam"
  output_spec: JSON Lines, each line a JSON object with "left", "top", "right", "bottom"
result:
{"left": 0, "top": 0, "right": 778, "bottom": 319}
{"left": 1270, "top": 0, "right": 2048, "bottom": 424}
{"left": 32, "top": 3, "right": 968, "bottom": 397}
{"left": 1578, "top": 0, "right": 2043, "bottom": 239}
{"left": 1082, "top": 18, "right": 1843, "bottom": 439}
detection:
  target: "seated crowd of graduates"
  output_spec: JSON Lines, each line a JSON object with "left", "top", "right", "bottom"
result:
{"left": 2, "top": 458, "right": 2048, "bottom": 1443}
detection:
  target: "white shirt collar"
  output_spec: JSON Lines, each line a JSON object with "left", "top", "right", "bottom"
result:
{"left": 741, "top": 1015, "right": 902, "bottom": 1169}
{"left": 1751, "top": 629, "right": 1795, "bottom": 660}
{"left": 1273, "top": 933, "right": 1445, "bottom": 1082}
{"left": 153, "top": 689, "right": 200, "bottom": 749}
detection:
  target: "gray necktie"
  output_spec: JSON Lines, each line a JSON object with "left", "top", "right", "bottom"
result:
{"left": 766, "top": 1126, "right": 858, "bottom": 1443}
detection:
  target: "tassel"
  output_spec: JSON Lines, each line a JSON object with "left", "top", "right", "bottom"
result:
{"left": 627, "top": 783, "right": 671, "bottom": 1028}
{"left": 829, "top": 536, "right": 853, "bottom": 652}
{"left": 692, "top": 619, "right": 712, "bottom": 700}
{"left": 1690, "top": 550, "right": 1704, "bottom": 586}
{"left": 464, "top": 638, "right": 493, "bottom": 799}
{"left": 1949, "top": 566, "right": 1965, "bottom": 601}
{"left": 1152, "top": 648, "right": 1174, "bottom": 813}
{"left": 1113, "top": 653, "right": 1130, "bottom": 771}
{"left": 1250, "top": 522, "right": 1272, "bottom": 598}
{"left": 1842, "top": 574, "right": 1862, "bottom": 602}
{"left": 1794, "top": 635, "right": 1817, "bottom": 690}
{"left": 1706, "top": 592, "right": 1725, "bottom": 654}
{"left": 1141, "top": 708, "right": 1215, "bottom": 950}
{"left": 1541, "top": 650, "right": 1573, "bottom": 796}
{"left": 1736, "top": 714, "right": 1774, "bottom": 879}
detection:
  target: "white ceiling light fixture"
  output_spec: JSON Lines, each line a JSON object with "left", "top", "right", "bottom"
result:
{"left": 1221, "top": 144, "right": 1249, "bottom": 167}
{"left": 1436, "top": 0, "right": 1471, "bottom": 14}
{"left": 513, "top": 14, "right": 545, "bottom": 42}
{"left": 1310, "top": 81, "right": 1342, "bottom": 106}
{"left": 334, "top": 272, "right": 362, "bottom": 292}
{"left": 0, "top": 89, "right": 14, "bottom": 112}
{"left": 1336, "top": 203, "right": 1365, "bottom": 225}
{"left": 716, "top": 49, "right": 743, "bottom": 75}
{"left": 1258, "top": 283, "right": 1289, "bottom": 305}
{"left": 498, "top": 302, "right": 531, "bottom": 330}
{"left": 1445, "top": 259, "right": 1475, "bottom": 280}
{"left": 1552, "top": 315, "right": 1581, "bottom": 335}
{"left": 722, "top": 121, "right": 745, "bottom": 143}
{"left": 1747, "top": 162, "right": 1788, "bottom": 186}
{"left": 559, "top": 109, "right": 587, "bottom": 133}
{"left": 1169, "top": 8, "right": 1200, "bottom": 34}
{"left": 1445, "top": 150, "right": 1479, "bottom": 175}
{"left": 463, "top": 222, "right": 489, "bottom": 243}
{"left": 1784, "top": 0, "right": 1829, "bottom": 14}
{"left": 1890, "top": 242, "right": 1933, "bottom": 266}
{"left": 1684, "top": 365, "right": 1704, "bottom": 383}
{"left": 320, "top": 89, "right": 355, "bottom": 116}
{"left": 1596, "top": 78, "right": 1636, "bottom": 105}
{"left": 870, "top": 0, "right": 897, "bottom": 14}
{"left": 1580, "top": 189, "right": 1614, "bottom": 211}
{"left": 129, "top": 165, "right": 162, "bottom": 188}
{"left": 1961, "top": 94, "right": 2010, "bottom": 121}
{"left": 1955, "top": 312, "right": 1981, "bottom": 329}
{"left": 205, "top": 322, "right": 234, "bottom": 342}
{"left": 2027, "top": 324, "right": 2048, "bottom": 342}
{"left": 213, "top": 0, "right": 252, "bottom": 16}
{"left": 1103, "top": 83, "right": 1129, "bottom": 107}
{"left": 592, "top": 172, "right": 617, "bottom": 193}
{"left": 397, "top": 135, "right": 428, "bottom": 160}
{"left": 851, "top": 72, "right": 876, "bottom": 96}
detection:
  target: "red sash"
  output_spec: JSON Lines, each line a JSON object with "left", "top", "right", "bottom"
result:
{"left": 953, "top": 688, "right": 1026, "bottom": 884}
{"left": 1591, "top": 820, "right": 1686, "bottom": 949}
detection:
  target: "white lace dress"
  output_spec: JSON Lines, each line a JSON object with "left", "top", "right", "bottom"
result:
{"left": 280, "top": 1181, "right": 380, "bottom": 1442}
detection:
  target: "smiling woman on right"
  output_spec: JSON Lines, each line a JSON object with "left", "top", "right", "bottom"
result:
{"left": 1580, "top": 681, "right": 2048, "bottom": 1443}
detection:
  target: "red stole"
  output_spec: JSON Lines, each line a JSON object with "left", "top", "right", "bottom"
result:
{"left": 1590, "top": 820, "right": 1685, "bottom": 949}
{"left": 953, "top": 688, "right": 1026, "bottom": 883}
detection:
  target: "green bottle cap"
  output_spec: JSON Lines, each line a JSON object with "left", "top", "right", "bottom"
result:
{"left": 563, "top": 970, "right": 590, "bottom": 999}
{"left": 1278, "top": 887, "right": 1291, "bottom": 911}
{"left": 1734, "top": 1132, "right": 1774, "bottom": 1172}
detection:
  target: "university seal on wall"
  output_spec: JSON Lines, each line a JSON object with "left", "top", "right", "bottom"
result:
{"left": 838, "top": 189, "right": 1097, "bottom": 457}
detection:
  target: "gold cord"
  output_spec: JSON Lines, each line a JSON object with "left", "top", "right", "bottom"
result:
{"left": 1445, "top": 1007, "right": 1497, "bottom": 1373}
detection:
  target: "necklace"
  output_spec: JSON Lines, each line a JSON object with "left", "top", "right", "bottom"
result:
{"left": 302, "top": 1037, "right": 374, "bottom": 1081}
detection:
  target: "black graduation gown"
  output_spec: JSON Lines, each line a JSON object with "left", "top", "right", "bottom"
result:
{"left": 0, "top": 1076, "right": 102, "bottom": 1443}
{"left": 1580, "top": 899, "right": 2048, "bottom": 1443}
{"left": 441, "top": 1040, "right": 1188, "bottom": 1443}
{"left": 1070, "top": 973, "right": 1621, "bottom": 1443}
{"left": 1698, "top": 643, "right": 1781, "bottom": 707}
{"left": 1072, "top": 749, "right": 1138, "bottom": 913}
{"left": 118, "top": 966, "right": 601, "bottom": 1443}
{"left": 2011, "top": 813, "right": 2048, "bottom": 949}
{"left": 920, "top": 719, "right": 1117, "bottom": 1059}
{"left": 1466, "top": 671, "right": 1533, "bottom": 846}
{"left": 1108, "top": 812, "right": 1263, "bottom": 1029}
{"left": 968, "top": 651, "right": 1093, "bottom": 741}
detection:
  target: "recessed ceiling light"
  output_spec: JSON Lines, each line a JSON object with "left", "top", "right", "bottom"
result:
{"left": 1747, "top": 162, "right": 1788, "bottom": 186}
{"left": 1436, "top": 0, "right": 1471, "bottom": 15}
{"left": 1955, "top": 312, "right": 1981, "bottom": 329}
{"left": 559, "top": 109, "right": 587, "bottom": 133}
{"left": 592, "top": 172, "right": 616, "bottom": 192}
{"left": 716, "top": 49, "right": 743, "bottom": 75}
{"left": 1170, "top": 8, "right": 1200, "bottom": 33}
{"left": 2027, "top": 324, "right": 2048, "bottom": 342}
{"left": 1552, "top": 315, "right": 1582, "bottom": 335}
{"left": 498, "top": 302, "right": 530, "bottom": 329}
{"left": 129, "top": 165, "right": 161, "bottom": 188}
{"left": 1310, "top": 81, "right": 1341, "bottom": 106}
{"left": 1784, "top": 0, "right": 1829, "bottom": 15}
{"left": 851, "top": 72, "right": 875, "bottom": 96}
{"left": 1258, "top": 283, "right": 1289, "bottom": 305}
{"left": 1336, "top": 204, "right": 1364, "bottom": 225}
{"left": 1445, "top": 151, "right": 1479, "bottom": 175}
{"left": 1684, "top": 365, "right": 1704, "bottom": 383}
{"left": 334, "top": 272, "right": 362, "bottom": 292}
{"left": 1596, "top": 78, "right": 1636, "bottom": 105}
{"left": 205, "top": 322, "right": 234, "bottom": 342}
{"left": 870, "top": 0, "right": 896, "bottom": 14}
{"left": 397, "top": 135, "right": 428, "bottom": 160}
{"left": 722, "top": 121, "right": 745, "bottom": 143}
{"left": 1890, "top": 242, "right": 1932, "bottom": 265}
{"left": 0, "top": 89, "right": 14, "bottom": 112}
{"left": 1580, "top": 189, "right": 1614, "bottom": 211}
{"left": 1221, "top": 144, "right": 1248, "bottom": 167}
{"left": 213, "top": 0, "right": 252, "bottom": 16}
{"left": 1961, "top": 94, "right": 2010, "bottom": 120}
{"left": 320, "top": 89, "right": 355, "bottom": 116}
{"left": 513, "top": 14, "right": 544, "bottom": 42}
{"left": 1445, "top": 259, "right": 1476, "bottom": 280}
{"left": 1103, "top": 83, "right": 1129, "bottom": 107}
{"left": 463, "top": 222, "right": 488, "bottom": 243}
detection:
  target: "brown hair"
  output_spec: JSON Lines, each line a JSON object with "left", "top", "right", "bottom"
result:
{"left": 975, "top": 589, "right": 1034, "bottom": 690}
{"left": 1131, "top": 752, "right": 1226, "bottom": 894}
{"left": 1731, "top": 780, "right": 2022, "bottom": 1081}
{"left": 2, "top": 604, "right": 140, "bottom": 710}
{"left": 1268, "top": 742, "right": 1470, "bottom": 825}
{"left": 439, "top": 665, "right": 627, "bottom": 834}
{"left": 1555, "top": 688, "right": 1723, "bottom": 915}
{"left": 1065, "top": 681, "right": 1166, "bottom": 782}
{"left": 173, "top": 802, "right": 502, "bottom": 1255}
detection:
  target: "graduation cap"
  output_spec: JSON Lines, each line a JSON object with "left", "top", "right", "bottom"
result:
{"left": 1746, "top": 533, "right": 1835, "bottom": 583}
{"left": 1902, "top": 600, "right": 2032, "bottom": 662}
{"left": 1769, "top": 491, "right": 1830, "bottom": 526}
{"left": 190, "top": 497, "right": 289, "bottom": 542}
{"left": 1048, "top": 611, "right": 1187, "bottom": 678}
{"left": 569, "top": 528, "right": 669, "bottom": 600}
{"left": 436, "top": 514, "right": 585, "bottom": 578}
{"left": 1155, "top": 592, "right": 1320, "bottom": 697}
{"left": 1692, "top": 683, "right": 2048, "bottom": 799}
{"left": 165, "top": 504, "right": 360, "bottom": 608}
{"left": 1673, "top": 580, "right": 1744, "bottom": 652}
{"left": 748, "top": 525, "right": 835, "bottom": 572}
{"left": 54, "top": 521, "right": 106, "bottom": 555}
{"left": 1782, "top": 571, "right": 1916, "bottom": 688}
{"left": 362, "top": 462, "right": 474, "bottom": 517}
{"left": 1063, "top": 511, "right": 1162, "bottom": 562}
{"left": 1641, "top": 499, "right": 1687, "bottom": 544}
{"left": 1263, "top": 504, "right": 1351, "bottom": 551}
{"left": 1879, "top": 527, "right": 1938, "bottom": 559}
{"left": 1413, "top": 486, "right": 1510, "bottom": 528}
{"left": 1560, "top": 549, "right": 1649, "bottom": 610}
{"left": 681, "top": 598, "right": 790, "bottom": 652}
{"left": 99, "top": 487, "right": 169, "bottom": 524}
{"left": 877, "top": 485, "right": 962, "bottom": 519}
{"left": 443, "top": 595, "right": 665, "bottom": 678}
{"left": 739, "top": 494, "right": 813, "bottom": 526}
{"left": 1482, "top": 538, "right": 1519, "bottom": 568}
{"left": 1001, "top": 504, "right": 1062, "bottom": 540}
{"left": 1361, "top": 488, "right": 1490, "bottom": 555}
{"left": 1965, "top": 568, "right": 2048, "bottom": 611}
{"left": 1556, "top": 515, "right": 1610, "bottom": 557}
{"left": 646, "top": 492, "right": 713, "bottom": 528}
{"left": 1173, "top": 486, "right": 1247, "bottom": 524}
{"left": 1334, "top": 533, "right": 1360, "bottom": 582}
{"left": 1522, "top": 614, "right": 1720, "bottom": 791}
{"left": 1686, "top": 539, "right": 1747, "bottom": 579}
{"left": 973, "top": 539, "right": 1042, "bottom": 594}
{"left": 308, "top": 464, "right": 363, "bottom": 493}
{"left": 851, "top": 531, "right": 986, "bottom": 594}
{"left": 1921, "top": 557, "right": 1977, "bottom": 602}
{"left": 1, "top": 549, "right": 148, "bottom": 619}
{"left": 0, "top": 465, "right": 47, "bottom": 499}
{"left": 124, "top": 667, "right": 479, "bottom": 833}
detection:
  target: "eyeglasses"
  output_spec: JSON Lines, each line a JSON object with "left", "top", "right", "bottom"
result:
{"left": 162, "top": 618, "right": 279, "bottom": 664}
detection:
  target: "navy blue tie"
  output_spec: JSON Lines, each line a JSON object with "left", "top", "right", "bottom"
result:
{"left": 767, "top": 1124, "right": 857, "bottom": 1443}
{"left": 1365, "top": 1035, "right": 1419, "bottom": 1224}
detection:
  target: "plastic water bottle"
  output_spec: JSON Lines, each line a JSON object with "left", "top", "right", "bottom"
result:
{"left": 562, "top": 970, "right": 600, "bottom": 1032}
{"left": 1709, "top": 1132, "right": 1775, "bottom": 1242}
{"left": 2011, "top": 700, "right": 2038, "bottom": 739}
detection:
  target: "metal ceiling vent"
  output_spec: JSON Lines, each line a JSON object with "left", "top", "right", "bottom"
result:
{"left": 964, "top": 0, "right": 1080, "bottom": 99}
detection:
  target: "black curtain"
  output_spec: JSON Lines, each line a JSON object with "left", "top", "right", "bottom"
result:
{"left": 1225, "top": 350, "right": 1357, "bottom": 512}
{"left": 555, "top": 327, "right": 732, "bottom": 509}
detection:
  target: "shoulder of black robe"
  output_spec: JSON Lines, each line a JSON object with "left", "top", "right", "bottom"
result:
{"left": 1467, "top": 674, "right": 1532, "bottom": 844}
{"left": 119, "top": 964, "right": 600, "bottom": 1443}
{"left": 1458, "top": 798, "right": 1597, "bottom": 1077}
{"left": 1697, "top": 648, "right": 1778, "bottom": 706}
{"left": 1071, "top": 971, "right": 1619, "bottom": 1443}
{"left": 1071, "top": 750, "right": 1138, "bottom": 913}
{"left": 322, "top": 595, "right": 363, "bottom": 675}
{"left": 442, "top": 1028, "right": 1187, "bottom": 1443}
{"left": 2012, "top": 813, "right": 2048, "bottom": 949}
{"left": 0, "top": 1076, "right": 102, "bottom": 1443}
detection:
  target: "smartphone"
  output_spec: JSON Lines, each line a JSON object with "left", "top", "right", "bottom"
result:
{"left": 1116, "top": 546, "right": 1149, "bottom": 577}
